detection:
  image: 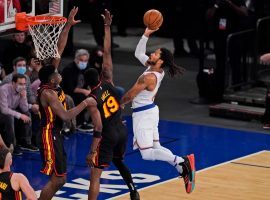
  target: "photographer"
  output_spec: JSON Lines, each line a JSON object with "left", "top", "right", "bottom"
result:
{"left": 206, "top": 0, "right": 248, "bottom": 101}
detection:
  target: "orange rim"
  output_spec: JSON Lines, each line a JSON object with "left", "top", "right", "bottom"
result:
{"left": 26, "top": 15, "right": 67, "bottom": 25}
{"left": 15, "top": 13, "right": 67, "bottom": 31}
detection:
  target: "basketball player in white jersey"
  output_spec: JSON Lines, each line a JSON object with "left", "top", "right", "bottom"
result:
{"left": 121, "top": 28, "right": 196, "bottom": 194}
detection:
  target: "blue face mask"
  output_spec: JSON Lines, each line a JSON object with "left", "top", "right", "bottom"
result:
{"left": 78, "top": 61, "right": 88, "bottom": 70}
{"left": 16, "top": 66, "right": 26, "bottom": 74}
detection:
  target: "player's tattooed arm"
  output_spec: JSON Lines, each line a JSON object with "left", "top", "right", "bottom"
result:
{"left": 121, "top": 74, "right": 155, "bottom": 106}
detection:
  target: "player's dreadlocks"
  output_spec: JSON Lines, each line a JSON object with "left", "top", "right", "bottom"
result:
{"left": 160, "top": 48, "right": 185, "bottom": 77}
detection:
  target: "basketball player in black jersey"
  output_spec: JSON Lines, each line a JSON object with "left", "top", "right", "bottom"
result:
{"left": 84, "top": 10, "right": 140, "bottom": 200}
{"left": 37, "top": 7, "right": 97, "bottom": 200}
{"left": 0, "top": 148, "right": 37, "bottom": 200}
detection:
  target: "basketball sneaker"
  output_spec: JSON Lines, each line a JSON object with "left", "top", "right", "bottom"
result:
{"left": 130, "top": 190, "right": 140, "bottom": 200}
{"left": 180, "top": 154, "right": 195, "bottom": 194}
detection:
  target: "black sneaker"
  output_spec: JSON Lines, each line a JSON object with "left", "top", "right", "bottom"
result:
{"left": 179, "top": 154, "right": 195, "bottom": 193}
{"left": 13, "top": 146, "right": 23, "bottom": 156}
{"left": 20, "top": 144, "right": 39, "bottom": 152}
{"left": 130, "top": 191, "right": 140, "bottom": 200}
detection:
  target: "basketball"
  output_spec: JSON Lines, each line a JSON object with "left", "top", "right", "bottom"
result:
{"left": 143, "top": 9, "right": 163, "bottom": 30}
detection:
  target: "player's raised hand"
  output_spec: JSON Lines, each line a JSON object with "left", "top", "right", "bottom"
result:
{"left": 101, "top": 9, "right": 113, "bottom": 26}
{"left": 67, "top": 7, "right": 81, "bottom": 26}
{"left": 144, "top": 27, "right": 159, "bottom": 37}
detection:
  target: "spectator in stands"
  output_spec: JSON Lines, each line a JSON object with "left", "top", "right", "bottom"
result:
{"left": 172, "top": 0, "right": 202, "bottom": 57}
{"left": 1, "top": 57, "right": 36, "bottom": 104}
{"left": 2, "top": 31, "right": 32, "bottom": 75}
{"left": 206, "top": 0, "right": 248, "bottom": 101}
{"left": 89, "top": 47, "right": 104, "bottom": 74}
{"left": 86, "top": 0, "right": 119, "bottom": 48}
{"left": 26, "top": 56, "right": 42, "bottom": 83}
{"left": 89, "top": 47, "right": 125, "bottom": 98}
{"left": 0, "top": 74, "right": 39, "bottom": 155}
{"left": 112, "top": 0, "right": 128, "bottom": 36}
{"left": 61, "top": 49, "right": 92, "bottom": 131}
{"left": 0, "top": 147, "right": 37, "bottom": 200}
{"left": 259, "top": 53, "right": 270, "bottom": 129}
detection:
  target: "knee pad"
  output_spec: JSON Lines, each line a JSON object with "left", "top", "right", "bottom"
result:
{"left": 140, "top": 148, "right": 155, "bottom": 161}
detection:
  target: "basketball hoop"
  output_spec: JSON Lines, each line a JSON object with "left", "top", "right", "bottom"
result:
{"left": 15, "top": 12, "right": 67, "bottom": 60}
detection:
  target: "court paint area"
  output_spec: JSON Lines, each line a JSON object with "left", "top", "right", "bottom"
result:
{"left": 13, "top": 117, "right": 270, "bottom": 199}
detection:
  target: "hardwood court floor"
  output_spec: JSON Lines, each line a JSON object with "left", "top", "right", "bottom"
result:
{"left": 116, "top": 151, "right": 270, "bottom": 200}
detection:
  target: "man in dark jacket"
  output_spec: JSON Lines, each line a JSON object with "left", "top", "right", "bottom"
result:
{"left": 61, "top": 49, "right": 92, "bottom": 130}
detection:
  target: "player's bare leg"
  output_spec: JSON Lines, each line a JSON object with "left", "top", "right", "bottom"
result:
{"left": 88, "top": 167, "right": 103, "bottom": 200}
{"left": 113, "top": 158, "right": 140, "bottom": 200}
{"left": 39, "top": 173, "right": 66, "bottom": 200}
{"left": 140, "top": 144, "right": 196, "bottom": 193}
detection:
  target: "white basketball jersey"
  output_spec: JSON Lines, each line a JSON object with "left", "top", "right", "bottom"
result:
{"left": 132, "top": 67, "right": 165, "bottom": 108}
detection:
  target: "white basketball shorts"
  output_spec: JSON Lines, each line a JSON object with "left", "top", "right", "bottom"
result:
{"left": 132, "top": 106, "right": 160, "bottom": 150}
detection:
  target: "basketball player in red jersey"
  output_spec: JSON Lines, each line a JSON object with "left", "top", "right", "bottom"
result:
{"left": 0, "top": 147, "right": 37, "bottom": 200}
{"left": 37, "top": 7, "right": 98, "bottom": 200}
{"left": 121, "top": 28, "right": 196, "bottom": 194}
{"left": 84, "top": 10, "right": 140, "bottom": 200}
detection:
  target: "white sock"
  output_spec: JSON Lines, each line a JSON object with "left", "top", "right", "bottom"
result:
{"left": 153, "top": 142, "right": 184, "bottom": 173}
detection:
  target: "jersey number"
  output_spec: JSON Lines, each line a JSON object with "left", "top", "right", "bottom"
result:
{"left": 103, "top": 96, "right": 119, "bottom": 118}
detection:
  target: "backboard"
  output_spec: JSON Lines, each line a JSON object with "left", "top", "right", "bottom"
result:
{"left": 0, "top": 0, "right": 63, "bottom": 33}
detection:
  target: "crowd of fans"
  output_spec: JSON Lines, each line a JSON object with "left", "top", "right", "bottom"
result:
{"left": 0, "top": 27, "right": 107, "bottom": 155}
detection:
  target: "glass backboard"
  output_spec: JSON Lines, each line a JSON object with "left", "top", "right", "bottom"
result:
{"left": 0, "top": 0, "right": 63, "bottom": 33}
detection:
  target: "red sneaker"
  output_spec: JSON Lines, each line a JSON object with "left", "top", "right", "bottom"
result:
{"left": 180, "top": 154, "right": 196, "bottom": 193}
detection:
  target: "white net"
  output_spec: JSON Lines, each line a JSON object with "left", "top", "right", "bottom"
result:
{"left": 28, "top": 17, "right": 66, "bottom": 60}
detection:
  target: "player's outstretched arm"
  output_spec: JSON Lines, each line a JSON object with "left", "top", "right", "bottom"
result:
{"left": 41, "top": 89, "right": 92, "bottom": 121}
{"left": 121, "top": 73, "right": 156, "bottom": 106}
{"left": 134, "top": 28, "right": 158, "bottom": 67}
{"left": 52, "top": 7, "right": 81, "bottom": 68}
{"left": 101, "top": 9, "right": 113, "bottom": 83}
{"left": 12, "top": 173, "right": 37, "bottom": 200}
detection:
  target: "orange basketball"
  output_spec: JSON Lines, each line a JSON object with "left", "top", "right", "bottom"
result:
{"left": 143, "top": 9, "right": 163, "bottom": 30}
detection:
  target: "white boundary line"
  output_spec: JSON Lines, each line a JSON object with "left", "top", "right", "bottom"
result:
{"left": 110, "top": 150, "right": 269, "bottom": 200}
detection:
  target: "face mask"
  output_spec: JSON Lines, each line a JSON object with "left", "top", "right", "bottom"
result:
{"left": 16, "top": 66, "right": 26, "bottom": 74}
{"left": 16, "top": 85, "right": 26, "bottom": 93}
{"left": 78, "top": 62, "right": 87, "bottom": 70}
